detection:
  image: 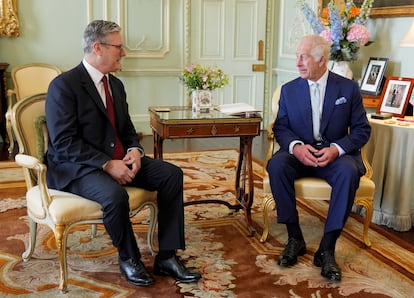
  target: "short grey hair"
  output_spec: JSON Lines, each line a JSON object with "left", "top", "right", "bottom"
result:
{"left": 308, "top": 35, "right": 330, "bottom": 63}
{"left": 82, "top": 20, "right": 122, "bottom": 53}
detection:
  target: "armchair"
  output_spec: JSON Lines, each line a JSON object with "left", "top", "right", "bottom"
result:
{"left": 11, "top": 93, "right": 158, "bottom": 293}
{"left": 6, "top": 63, "right": 62, "bottom": 155}
{"left": 260, "top": 86, "right": 374, "bottom": 247}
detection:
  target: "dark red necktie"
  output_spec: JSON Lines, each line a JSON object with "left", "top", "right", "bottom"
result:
{"left": 102, "top": 75, "right": 124, "bottom": 160}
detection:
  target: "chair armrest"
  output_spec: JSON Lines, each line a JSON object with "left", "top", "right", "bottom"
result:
{"left": 6, "top": 89, "right": 17, "bottom": 113}
{"left": 15, "top": 153, "right": 52, "bottom": 206}
{"left": 361, "top": 146, "right": 373, "bottom": 179}
{"left": 15, "top": 153, "right": 41, "bottom": 169}
{"left": 264, "top": 123, "right": 275, "bottom": 170}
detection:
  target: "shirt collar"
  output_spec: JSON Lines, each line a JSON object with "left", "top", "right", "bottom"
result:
{"left": 307, "top": 68, "right": 329, "bottom": 87}
{"left": 82, "top": 59, "right": 106, "bottom": 84}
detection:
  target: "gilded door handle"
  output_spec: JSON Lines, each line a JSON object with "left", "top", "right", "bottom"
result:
{"left": 252, "top": 64, "right": 266, "bottom": 72}
{"left": 252, "top": 40, "right": 265, "bottom": 72}
{"left": 258, "top": 40, "right": 264, "bottom": 61}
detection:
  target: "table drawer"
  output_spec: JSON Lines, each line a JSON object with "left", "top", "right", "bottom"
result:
{"left": 165, "top": 123, "right": 260, "bottom": 138}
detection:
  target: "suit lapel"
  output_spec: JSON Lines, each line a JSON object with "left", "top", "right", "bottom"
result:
{"left": 320, "top": 72, "right": 339, "bottom": 134}
{"left": 78, "top": 63, "right": 108, "bottom": 116}
{"left": 296, "top": 79, "right": 313, "bottom": 137}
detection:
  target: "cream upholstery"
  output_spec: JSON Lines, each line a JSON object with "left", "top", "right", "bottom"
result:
{"left": 260, "top": 86, "right": 374, "bottom": 247}
{"left": 6, "top": 63, "right": 62, "bottom": 155}
{"left": 11, "top": 94, "right": 158, "bottom": 293}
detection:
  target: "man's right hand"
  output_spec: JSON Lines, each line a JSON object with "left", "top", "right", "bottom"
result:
{"left": 292, "top": 144, "right": 319, "bottom": 167}
{"left": 103, "top": 159, "right": 136, "bottom": 184}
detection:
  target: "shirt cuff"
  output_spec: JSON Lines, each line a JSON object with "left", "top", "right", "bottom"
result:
{"left": 289, "top": 140, "right": 304, "bottom": 154}
{"left": 127, "top": 147, "right": 145, "bottom": 157}
{"left": 330, "top": 143, "right": 345, "bottom": 156}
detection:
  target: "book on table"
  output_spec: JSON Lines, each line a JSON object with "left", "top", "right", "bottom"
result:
{"left": 215, "top": 103, "right": 260, "bottom": 117}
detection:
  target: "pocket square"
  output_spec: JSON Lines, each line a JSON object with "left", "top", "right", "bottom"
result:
{"left": 335, "top": 97, "right": 347, "bottom": 105}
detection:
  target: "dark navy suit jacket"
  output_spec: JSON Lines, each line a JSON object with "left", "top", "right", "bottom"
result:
{"left": 45, "top": 63, "right": 143, "bottom": 190}
{"left": 274, "top": 71, "right": 371, "bottom": 173}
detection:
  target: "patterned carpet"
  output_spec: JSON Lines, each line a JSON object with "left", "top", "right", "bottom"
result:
{"left": 0, "top": 149, "right": 413, "bottom": 297}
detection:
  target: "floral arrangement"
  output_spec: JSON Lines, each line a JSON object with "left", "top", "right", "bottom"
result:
{"left": 180, "top": 63, "right": 229, "bottom": 91}
{"left": 298, "top": 0, "right": 374, "bottom": 62}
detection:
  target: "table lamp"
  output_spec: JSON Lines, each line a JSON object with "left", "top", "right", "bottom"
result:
{"left": 400, "top": 20, "right": 414, "bottom": 116}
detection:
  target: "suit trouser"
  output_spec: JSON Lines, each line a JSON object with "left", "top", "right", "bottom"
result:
{"left": 64, "top": 156, "right": 185, "bottom": 261}
{"left": 266, "top": 151, "right": 362, "bottom": 234}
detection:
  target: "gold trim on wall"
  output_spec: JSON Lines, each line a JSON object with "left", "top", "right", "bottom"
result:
{"left": 370, "top": 5, "right": 414, "bottom": 18}
{"left": 0, "top": 0, "right": 19, "bottom": 37}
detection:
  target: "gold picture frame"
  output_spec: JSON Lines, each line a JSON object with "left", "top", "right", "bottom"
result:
{"left": 320, "top": 1, "right": 414, "bottom": 18}
{"left": 371, "top": 4, "right": 414, "bottom": 18}
{"left": 0, "top": 0, "right": 19, "bottom": 37}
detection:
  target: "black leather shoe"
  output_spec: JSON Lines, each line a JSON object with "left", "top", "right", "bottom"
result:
{"left": 278, "top": 238, "right": 307, "bottom": 267}
{"left": 154, "top": 255, "right": 202, "bottom": 283}
{"left": 314, "top": 250, "right": 342, "bottom": 281}
{"left": 119, "top": 257, "right": 155, "bottom": 286}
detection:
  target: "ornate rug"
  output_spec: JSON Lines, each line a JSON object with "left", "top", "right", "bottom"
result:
{"left": 0, "top": 149, "right": 413, "bottom": 297}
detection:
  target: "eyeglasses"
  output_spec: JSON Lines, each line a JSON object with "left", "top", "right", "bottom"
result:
{"left": 100, "top": 42, "right": 125, "bottom": 50}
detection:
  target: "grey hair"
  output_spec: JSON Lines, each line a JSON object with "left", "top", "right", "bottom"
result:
{"left": 82, "top": 20, "right": 122, "bottom": 53}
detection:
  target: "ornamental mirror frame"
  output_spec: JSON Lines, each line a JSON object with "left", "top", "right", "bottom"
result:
{"left": 0, "top": 0, "right": 19, "bottom": 37}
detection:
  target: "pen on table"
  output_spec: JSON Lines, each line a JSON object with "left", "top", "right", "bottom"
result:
{"left": 396, "top": 118, "right": 414, "bottom": 123}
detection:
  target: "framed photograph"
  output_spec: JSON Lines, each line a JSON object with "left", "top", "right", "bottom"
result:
{"left": 377, "top": 77, "right": 414, "bottom": 117}
{"left": 360, "top": 57, "right": 388, "bottom": 95}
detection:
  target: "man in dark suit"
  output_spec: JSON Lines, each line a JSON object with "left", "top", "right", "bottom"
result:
{"left": 267, "top": 35, "right": 371, "bottom": 281}
{"left": 45, "top": 20, "right": 201, "bottom": 287}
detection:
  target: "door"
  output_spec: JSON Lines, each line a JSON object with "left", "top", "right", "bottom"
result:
{"left": 190, "top": 0, "right": 267, "bottom": 112}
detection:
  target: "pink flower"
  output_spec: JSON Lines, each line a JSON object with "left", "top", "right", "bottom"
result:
{"left": 185, "top": 65, "right": 195, "bottom": 72}
{"left": 347, "top": 24, "right": 370, "bottom": 45}
{"left": 320, "top": 29, "right": 333, "bottom": 43}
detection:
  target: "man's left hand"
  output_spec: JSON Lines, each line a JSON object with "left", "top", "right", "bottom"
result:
{"left": 123, "top": 148, "right": 142, "bottom": 175}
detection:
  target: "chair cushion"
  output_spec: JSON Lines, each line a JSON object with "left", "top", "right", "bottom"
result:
{"left": 27, "top": 187, "right": 102, "bottom": 224}
{"left": 27, "top": 186, "right": 158, "bottom": 225}
{"left": 262, "top": 175, "right": 374, "bottom": 201}
{"left": 295, "top": 177, "right": 375, "bottom": 200}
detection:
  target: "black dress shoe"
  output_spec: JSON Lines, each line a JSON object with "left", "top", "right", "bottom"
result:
{"left": 278, "top": 238, "right": 307, "bottom": 267}
{"left": 154, "top": 255, "right": 202, "bottom": 283}
{"left": 119, "top": 257, "right": 155, "bottom": 286}
{"left": 314, "top": 250, "right": 342, "bottom": 281}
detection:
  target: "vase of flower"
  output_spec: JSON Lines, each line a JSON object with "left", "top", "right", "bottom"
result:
{"left": 180, "top": 63, "right": 229, "bottom": 114}
{"left": 329, "top": 60, "right": 353, "bottom": 79}
{"left": 192, "top": 89, "right": 213, "bottom": 113}
{"left": 298, "top": 0, "right": 373, "bottom": 68}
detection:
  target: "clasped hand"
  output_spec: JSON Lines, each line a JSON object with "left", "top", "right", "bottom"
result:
{"left": 293, "top": 144, "right": 339, "bottom": 167}
{"left": 103, "top": 149, "right": 142, "bottom": 184}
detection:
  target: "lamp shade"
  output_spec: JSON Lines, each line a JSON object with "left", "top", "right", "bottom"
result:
{"left": 400, "top": 20, "right": 414, "bottom": 47}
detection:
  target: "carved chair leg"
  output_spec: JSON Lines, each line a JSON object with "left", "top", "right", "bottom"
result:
{"left": 355, "top": 197, "right": 373, "bottom": 247}
{"left": 260, "top": 195, "right": 275, "bottom": 243}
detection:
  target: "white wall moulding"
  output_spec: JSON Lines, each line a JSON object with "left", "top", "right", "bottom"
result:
{"left": 122, "top": 0, "right": 170, "bottom": 58}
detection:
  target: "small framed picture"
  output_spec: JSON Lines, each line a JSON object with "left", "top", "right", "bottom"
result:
{"left": 360, "top": 57, "right": 388, "bottom": 95}
{"left": 377, "top": 77, "right": 414, "bottom": 117}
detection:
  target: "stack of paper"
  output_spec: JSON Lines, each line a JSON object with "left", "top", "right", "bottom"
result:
{"left": 215, "top": 103, "right": 260, "bottom": 116}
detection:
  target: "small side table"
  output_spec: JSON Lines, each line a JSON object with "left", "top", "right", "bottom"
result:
{"left": 0, "top": 63, "right": 9, "bottom": 143}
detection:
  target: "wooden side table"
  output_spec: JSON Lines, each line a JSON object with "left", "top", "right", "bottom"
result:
{"left": 0, "top": 63, "right": 9, "bottom": 143}
{"left": 149, "top": 106, "right": 262, "bottom": 235}
{"left": 362, "top": 94, "right": 381, "bottom": 109}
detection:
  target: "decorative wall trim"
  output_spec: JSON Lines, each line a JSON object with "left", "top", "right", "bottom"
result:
{"left": 0, "top": 0, "right": 19, "bottom": 37}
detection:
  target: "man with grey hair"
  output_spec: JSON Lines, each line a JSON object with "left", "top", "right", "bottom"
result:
{"left": 45, "top": 20, "right": 201, "bottom": 287}
{"left": 266, "top": 35, "right": 370, "bottom": 281}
